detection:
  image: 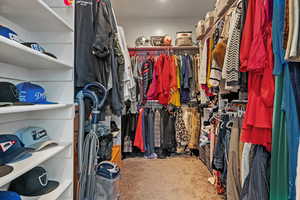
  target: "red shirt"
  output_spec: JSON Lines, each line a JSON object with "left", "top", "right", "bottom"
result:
{"left": 240, "top": 0, "right": 274, "bottom": 151}
{"left": 134, "top": 109, "right": 145, "bottom": 152}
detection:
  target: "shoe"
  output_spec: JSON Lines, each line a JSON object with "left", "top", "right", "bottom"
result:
{"left": 111, "top": 121, "right": 120, "bottom": 137}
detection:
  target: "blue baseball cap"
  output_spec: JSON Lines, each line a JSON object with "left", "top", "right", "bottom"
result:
{"left": 16, "top": 82, "right": 57, "bottom": 104}
{"left": 0, "top": 134, "right": 31, "bottom": 165}
{"left": 0, "top": 191, "right": 21, "bottom": 200}
{"left": 0, "top": 25, "right": 21, "bottom": 43}
{"left": 15, "top": 127, "right": 57, "bottom": 151}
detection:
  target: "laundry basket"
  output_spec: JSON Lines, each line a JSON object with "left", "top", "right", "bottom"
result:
{"left": 95, "top": 161, "right": 121, "bottom": 200}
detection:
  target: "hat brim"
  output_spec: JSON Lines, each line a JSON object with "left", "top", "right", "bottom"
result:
{"left": 0, "top": 102, "right": 13, "bottom": 107}
{"left": 25, "top": 180, "right": 59, "bottom": 196}
{"left": 0, "top": 165, "right": 13, "bottom": 177}
{"left": 0, "top": 102, "right": 33, "bottom": 107}
{"left": 5, "top": 148, "right": 32, "bottom": 164}
{"left": 35, "top": 101, "right": 57, "bottom": 105}
{"left": 43, "top": 52, "right": 57, "bottom": 59}
{"left": 28, "top": 141, "right": 58, "bottom": 151}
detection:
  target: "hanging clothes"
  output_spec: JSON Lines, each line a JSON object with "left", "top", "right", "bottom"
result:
{"left": 226, "top": 119, "right": 242, "bottom": 200}
{"left": 169, "top": 56, "right": 181, "bottom": 107}
{"left": 199, "top": 39, "right": 208, "bottom": 84}
{"left": 240, "top": 0, "right": 274, "bottom": 151}
{"left": 241, "top": 145, "right": 271, "bottom": 200}
{"left": 222, "top": 2, "right": 242, "bottom": 91}
{"left": 282, "top": 64, "right": 300, "bottom": 200}
{"left": 134, "top": 108, "right": 145, "bottom": 152}
{"left": 160, "top": 109, "right": 177, "bottom": 153}
{"left": 269, "top": 74, "right": 289, "bottom": 200}
{"left": 175, "top": 108, "right": 190, "bottom": 153}
{"left": 154, "top": 110, "right": 161, "bottom": 148}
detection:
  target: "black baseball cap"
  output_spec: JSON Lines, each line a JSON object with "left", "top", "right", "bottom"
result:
{"left": 21, "top": 43, "right": 57, "bottom": 59}
{"left": 0, "top": 165, "right": 13, "bottom": 177}
{"left": 0, "top": 134, "right": 32, "bottom": 165}
{"left": 0, "top": 82, "right": 33, "bottom": 106}
{"left": 9, "top": 166, "right": 59, "bottom": 196}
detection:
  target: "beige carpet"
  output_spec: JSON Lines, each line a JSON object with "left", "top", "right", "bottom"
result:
{"left": 119, "top": 156, "right": 223, "bottom": 200}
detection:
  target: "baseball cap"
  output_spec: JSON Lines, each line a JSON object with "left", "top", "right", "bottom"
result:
{"left": 0, "top": 82, "right": 34, "bottom": 106}
{"left": 0, "top": 134, "right": 32, "bottom": 165}
{"left": 0, "top": 191, "right": 21, "bottom": 200}
{"left": 15, "top": 127, "right": 58, "bottom": 151}
{"left": 0, "top": 165, "right": 13, "bottom": 177}
{"left": 0, "top": 25, "right": 21, "bottom": 43}
{"left": 9, "top": 166, "right": 59, "bottom": 196}
{"left": 16, "top": 82, "right": 57, "bottom": 104}
{"left": 21, "top": 42, "right": 57, "bottom": 59}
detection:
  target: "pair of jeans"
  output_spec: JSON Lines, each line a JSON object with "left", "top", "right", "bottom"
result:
{"left": 143, "top": 109, "right": 155, "bottom": 155}
{"left": 212, "top": 114, "right": 231, "bottom": 186}
{"left": 160, "top": 109, "right": 176, "bottom": 152}
{"left": 241, "top": 145, "right": 271, "bottom": 200}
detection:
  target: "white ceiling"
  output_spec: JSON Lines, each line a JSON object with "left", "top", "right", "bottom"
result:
{"left": 111, "top": 0, "right": 216, "bottom": 19}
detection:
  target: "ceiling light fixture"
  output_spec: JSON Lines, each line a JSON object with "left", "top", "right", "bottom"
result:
{"left": 158, "top": 0, "right": 168, "bottom": 3}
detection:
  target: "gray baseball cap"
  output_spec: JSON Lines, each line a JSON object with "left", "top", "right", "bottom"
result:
{"left": 15, "top": 127, "right": 57, "bottom": 151}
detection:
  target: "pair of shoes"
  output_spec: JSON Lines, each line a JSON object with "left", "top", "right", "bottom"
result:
{"left": 144, "top": 153, "right": 158, "bottom": 159}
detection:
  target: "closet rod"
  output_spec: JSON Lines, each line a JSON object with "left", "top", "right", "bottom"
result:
{"left": 198, "top": 0, "right": 240, "bottom": 41}
{"left": 128, "top": 46, "right": 199, "bottom": 52}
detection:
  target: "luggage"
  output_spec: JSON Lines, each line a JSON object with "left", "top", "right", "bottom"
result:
{"left": 175, "top": 31, "right": 193, "bottom": 46}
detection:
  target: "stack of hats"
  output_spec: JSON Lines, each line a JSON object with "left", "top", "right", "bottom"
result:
{"left": 0, "top": 126, "right": 58, "bottom": 177}
{"left": 0, "top": 25, "right": 57, "bottom": 59}
{"left": 0, "top": 82, "right": 57, "bottom": 107}
{"left": 0, "top": 127, "right": 59, "bottom": 197}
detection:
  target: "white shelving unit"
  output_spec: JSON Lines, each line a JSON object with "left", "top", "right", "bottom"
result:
{"left": 0, "top": 36, "right": 72, "bottom": 69}
{"left": 0, "top": 104, "right": 71, "bottom": 115}
{"left": 0, "top": 143, "right": 71, "bottom": 187}
{"left": 0, "top": 1, "right": 74, "bottom": 199}
{"left": 0, "top": 0, "right": 73, "bottom": 32}
{"left": 21, "top": 179, "right": 72, "bottom": 200}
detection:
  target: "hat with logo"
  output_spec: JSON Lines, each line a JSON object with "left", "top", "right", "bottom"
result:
{"left": 15, "top": 127, "right": 58, "bottom": 151}
{"left": 0, "top": 134, "right": 31, "bottom": 165}
{"left": 0, "top": 82, "right": 33, "bottom": 106}
{"left": 21, "top": 42, "right": 57, "bottom": 59}
{"left": 16, "top": 82, "right": 57, "bottom": 104}
{"left": 9, "top": 166, "right": 59, "bottom": 196}
{"left": 0, "top": 191, "right": 21, "bottom": 200}
{"left": 0, "top": 25, "right": 21, "bottom": 43}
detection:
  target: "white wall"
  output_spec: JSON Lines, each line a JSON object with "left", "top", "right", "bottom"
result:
{"left": 117, "top": 17, "right": 199, "bottom": 47}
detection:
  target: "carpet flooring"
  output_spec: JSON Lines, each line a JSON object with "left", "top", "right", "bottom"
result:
{"left": 119, "top": 156, "right": 223, "bottom": 200}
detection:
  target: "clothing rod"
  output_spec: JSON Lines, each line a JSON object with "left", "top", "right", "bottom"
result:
{"left": 128, "top": 46, "right": 199, "bottom": 52}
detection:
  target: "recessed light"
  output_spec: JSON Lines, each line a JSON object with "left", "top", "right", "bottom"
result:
{"left": 158, "top": 0, "right": 168, "bottom": 3}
